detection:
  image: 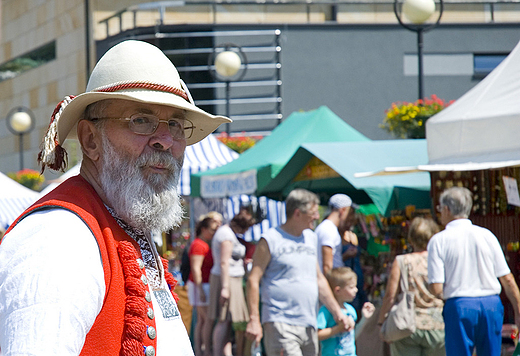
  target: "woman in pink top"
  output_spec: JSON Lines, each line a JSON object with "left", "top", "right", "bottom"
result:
{"left": 188, "top": 216, "right": 221, "bottom": 356}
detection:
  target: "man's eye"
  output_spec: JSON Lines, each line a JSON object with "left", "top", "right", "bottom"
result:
{"left": 168, "top": 120, "right": 182, "bottom": 129}
{"left": 133, "top": 116, "right": 153, "bottom": 125}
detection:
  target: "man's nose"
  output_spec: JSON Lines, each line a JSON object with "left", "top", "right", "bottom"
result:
{"left": 149, "top": 122, "right": 186, "bottom": 156}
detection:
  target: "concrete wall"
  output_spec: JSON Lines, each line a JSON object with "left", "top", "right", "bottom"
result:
{"left": 1, "top": 0, "right": 520, "bottom": 176}
{"left": 0, "top": 0, "right": 87, "bottom": 179}
{"left": 279, "top": 24, "right": 520, "bottom": 139}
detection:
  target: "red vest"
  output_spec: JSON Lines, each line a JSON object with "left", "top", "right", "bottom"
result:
{"left": 6, "top": 175, "right": 178, "bottom": 356}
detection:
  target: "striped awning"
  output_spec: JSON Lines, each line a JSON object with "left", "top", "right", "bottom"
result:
{"left": 227, "top": 195, "right": 286, "bottom": 242}
{"left": 180, "top": 134, "right": 239, "bottom": 196}
{"left": 186, "top": 135, "right": 284, "bottom": 241}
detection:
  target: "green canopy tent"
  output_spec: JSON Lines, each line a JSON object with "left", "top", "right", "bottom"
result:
{"left": 191, "top": 106, "right": 431, "bottom": 215}
{"left": 260, "top": 140, "right": 432, "bottom": 216}
{"left": 190, "top": 106, "right": 370, "bottom": 198}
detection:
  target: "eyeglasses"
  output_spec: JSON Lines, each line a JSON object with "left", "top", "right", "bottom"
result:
{"left": 93, "top": 113, "right": 195, "bottom": 140}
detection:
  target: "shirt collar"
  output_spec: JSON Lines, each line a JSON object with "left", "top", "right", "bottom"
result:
{"left": 445, "top": 218, "right": 472, "bottom": 229}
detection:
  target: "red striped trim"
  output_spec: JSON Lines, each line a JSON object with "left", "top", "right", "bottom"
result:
{"left": 94, "top": 81, "right": 189, "bottom": 102}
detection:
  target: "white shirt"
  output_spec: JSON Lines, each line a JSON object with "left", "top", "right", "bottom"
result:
{"left": 210, "top": 224, "right": 246, "bottom": 277}
{"left": 316, "top": 219, "right": 343, "bottom": 272}
{"left": 427, "top": 218, "right": 511, "bottom": 300}
{"left": 0, "top": 209, "right": 193, "bottom": 355}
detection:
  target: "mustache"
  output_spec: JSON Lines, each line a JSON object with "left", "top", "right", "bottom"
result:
{"left": 135, "top": 151, "right": 183, "bottom": 171}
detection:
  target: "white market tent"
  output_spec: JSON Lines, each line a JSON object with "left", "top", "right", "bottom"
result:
{"left": 0, "top": 172, "right": 39, "bottom": 230}
{"left": 357, "top": 39, "right": 520, "bottom": 177}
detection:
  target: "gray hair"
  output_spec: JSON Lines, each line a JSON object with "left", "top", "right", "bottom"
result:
{"left": 82, "top": 100, "right": 114, "bottom": 130}
{"left": 439, "top": 186, "right": 473, "bottom": 218}
{"left": 285, "top": 188, "right": 320, "bottom": 219}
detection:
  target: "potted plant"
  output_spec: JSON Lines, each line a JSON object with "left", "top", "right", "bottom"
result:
{"left": 380, "top": 95, "right": 454, "bottom": 139}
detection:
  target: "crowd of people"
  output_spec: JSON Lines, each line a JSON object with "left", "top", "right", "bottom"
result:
{"left": 0, "top": 37, "right": 518, "bottom": 356}
{"left": 185, "top": 187, "right": 520, "bottom": 356}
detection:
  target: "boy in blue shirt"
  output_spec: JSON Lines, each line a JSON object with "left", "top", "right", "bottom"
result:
{"left": 317, "top": 267, "right": 375, "bottom": 356}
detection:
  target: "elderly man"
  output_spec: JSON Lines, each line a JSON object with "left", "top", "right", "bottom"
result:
{"left": 428, "top": 186, "right": 520, "bottom": 356}
{"left": 0, "top": 40, "right": 230, "bottom": 355}
{"left": 245, "top": 189, "right": 354, "bottom": 356}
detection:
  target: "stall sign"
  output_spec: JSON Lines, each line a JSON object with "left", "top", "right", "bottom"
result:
{"left": 293, "top": 156, "right": 340, "bottom": 182}
{"left": 201, "top": 169, "right": 257, "bottom": 198}
{"left": 502, "top": 176, "right": 520, "bottom": 207}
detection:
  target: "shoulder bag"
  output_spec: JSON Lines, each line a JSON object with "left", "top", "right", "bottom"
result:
{"left": 380, "top": 255, "right": 416, "bottom": 342}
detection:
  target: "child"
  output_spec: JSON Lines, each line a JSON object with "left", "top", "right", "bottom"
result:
{"left": 317, "top": 267, "right": 375, "bottom": 356}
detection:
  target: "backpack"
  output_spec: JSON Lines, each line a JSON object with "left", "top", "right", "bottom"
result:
{"left": 180, "top": 245, "right": 191, "bottom": 284}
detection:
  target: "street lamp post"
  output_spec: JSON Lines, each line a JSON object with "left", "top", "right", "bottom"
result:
{"left": 210, "top": 44, "right": 247, "bottom": 134}
{"left": 394, "top": 0, "right": 443, "bottom": 100}
{"left": 6, "top": 107, "right": 35, "bottom": 170}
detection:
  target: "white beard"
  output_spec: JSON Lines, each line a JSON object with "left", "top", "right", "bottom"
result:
{"left": 99, "top": 133, "right": 184, "bottom": 233}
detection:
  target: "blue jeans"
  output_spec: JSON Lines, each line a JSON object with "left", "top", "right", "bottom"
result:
{"left": 443, "top": 295, "right": 503, "bottom": 356}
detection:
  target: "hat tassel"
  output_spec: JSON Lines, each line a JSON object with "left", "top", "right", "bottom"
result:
{"left": 37, "top": 96, "right": 75, "bottom": 173}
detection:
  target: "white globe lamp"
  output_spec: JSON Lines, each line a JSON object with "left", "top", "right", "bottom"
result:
{"left": 10, "top": 111, "right": 33, "bottom": 133}
{"left": 215, "top": 51, "right": 242, "bottom": 78}
{"left": 6, "top": 107, "right": 35, "bottom": 170}
{"left": 403, "top": 0, "right": 436, "bottom": 24}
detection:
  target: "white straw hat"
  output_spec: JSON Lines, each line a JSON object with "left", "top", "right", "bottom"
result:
{"left": 38, "top": 40, "right": 231, "bottom": 172}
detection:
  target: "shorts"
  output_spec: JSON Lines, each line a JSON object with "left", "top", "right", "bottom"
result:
{"left": 187, "top": 280, "right": 210, "bottom": 307}
{"left": 208, "top": 273, "right": 249, "bottom": 325}
{"left": 263, "top": 322, "right": 318, "bottom": 356}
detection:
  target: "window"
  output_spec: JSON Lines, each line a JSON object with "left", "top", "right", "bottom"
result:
{"left": 473, "top": 53, "right": 508, "bottom": 78}
{"left": 0, "top": 41, "right": 56, "bottom": 82}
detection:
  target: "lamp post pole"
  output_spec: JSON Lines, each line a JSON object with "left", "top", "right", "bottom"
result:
{"left": 225, "top": 80, "right": 231, "bottom": 133}
{"left": 18, "top": 133, "right": 24, "bottom": 170}
{"left": 394, "top": 0, "right": 443, "bottom": 101}
{"left": 417, "top": 29, "right": 424, "bottom": 100}
{"left": 6, "top": 107, "right": 35, "bottom": 171}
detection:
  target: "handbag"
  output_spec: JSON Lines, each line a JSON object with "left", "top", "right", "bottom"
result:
{"left": 380, "top": 255, "right": 416, "bottom": 342}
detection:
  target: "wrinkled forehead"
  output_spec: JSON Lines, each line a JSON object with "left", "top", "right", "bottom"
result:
{"left": 88, "top": 98, "right": 187, "bottom": 120}
{"left": 112, "top": 100, "right": 187, "bottom": 119}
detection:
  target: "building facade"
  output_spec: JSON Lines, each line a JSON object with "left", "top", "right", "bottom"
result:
{"left": 1, "top": 0, "right": 520, "bottom": 176}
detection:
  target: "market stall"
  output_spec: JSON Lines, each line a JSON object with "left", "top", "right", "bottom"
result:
{"left": 190, "top": 106, "right": 371, "bottom": 199}
{"left": 356, "top": 39, "right": 520, "bottom": 333}
{"left": 259, "top": 139, "right": 431, "bottom": 216}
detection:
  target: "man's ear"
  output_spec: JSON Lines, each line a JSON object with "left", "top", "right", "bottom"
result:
{"left": 77, "top": 119, "right": 102, "bottom": 162}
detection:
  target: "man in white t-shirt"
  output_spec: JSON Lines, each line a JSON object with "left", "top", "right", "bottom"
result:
{"left": 0, "top": 40, "right": 230, "bottom": 355}
{"left": 316, "top": 194, "right": 358, "bottom": 275}
{"left": 428, "top": 187, "right": 520, "bottom": 356}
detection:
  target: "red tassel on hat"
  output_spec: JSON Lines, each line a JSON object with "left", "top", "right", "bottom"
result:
{"left": 37, "top": 95, "right": 75, "bottom": 173}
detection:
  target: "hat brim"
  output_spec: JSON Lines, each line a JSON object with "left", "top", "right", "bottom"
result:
{"left": 57, "top": 89, "right": 232, "bottom": 146}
